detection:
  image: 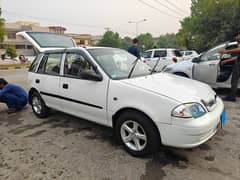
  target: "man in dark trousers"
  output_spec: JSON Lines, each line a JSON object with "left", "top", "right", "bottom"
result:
{"left": 0, "top": 78, "right": 28, "bottom": 113}
{"left": 219, "top": 32, "right": 240, "bottom": 102}
{"left": 128, "top": 38, "right": 140, "bottom": 59}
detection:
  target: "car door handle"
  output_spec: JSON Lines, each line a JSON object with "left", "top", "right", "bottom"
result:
{"left": 35, "top": 79, "right": 40, "bottom": 84}
{"left": 63, "top": 84, "right": 69, "bottom": 89}
{"left": 209, "top": 64, "right": 216, "bottom": 66}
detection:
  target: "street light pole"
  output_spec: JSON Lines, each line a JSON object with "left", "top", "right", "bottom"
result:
{"left": 128, "top": 19, "right": 147, "bottom": 37}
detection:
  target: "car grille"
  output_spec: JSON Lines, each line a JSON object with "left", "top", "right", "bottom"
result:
{"left": 201, "top": 95, "right": 217, "bottom": 112}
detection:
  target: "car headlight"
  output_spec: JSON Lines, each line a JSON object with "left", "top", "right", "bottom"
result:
{"left": 172, "top": 103, "right": 206, "bottom": 118}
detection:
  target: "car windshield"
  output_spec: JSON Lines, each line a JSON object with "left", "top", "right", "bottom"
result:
{"left": 88, "top": 48, "right": 152, "bottom": 80}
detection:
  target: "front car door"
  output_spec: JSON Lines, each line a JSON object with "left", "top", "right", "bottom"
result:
{"left": 193, "top": 44, "right": 225, "bottom": 87}
{"left": 59, "top": 50, "right": 109, "bottom": 125}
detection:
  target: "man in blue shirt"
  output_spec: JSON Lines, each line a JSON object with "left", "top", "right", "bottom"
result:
{"left": 0, "top": 78, "right": 28, "bottom": 113}
{"left": 128, "top": 38, "right": 140, "bottom": 59}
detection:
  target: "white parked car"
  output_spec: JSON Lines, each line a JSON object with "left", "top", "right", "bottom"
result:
{"left": 18, "top": 31, "right": 225, "bottom": 157}
{"left": 180, "top": 50, "right": 198, "bottom": 61}
{"left": 164, "top": 42, "right": 240, "bottom": 89}
{"left": 141, "top": 48, "right": 183, "bottom": 72}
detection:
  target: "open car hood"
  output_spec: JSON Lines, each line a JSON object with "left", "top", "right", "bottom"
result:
{"left": 16, "top": 31, "right": 76, "bottom": 53}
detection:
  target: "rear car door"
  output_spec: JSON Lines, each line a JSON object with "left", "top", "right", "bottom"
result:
{"left": 193, "top": 44, "right": 224, "bottom": 86}
{"left": 36, "top": 52, "right": 64, "bottom": 110}
{"left": 59, "top": 50, "right": 108, "bottom": 125}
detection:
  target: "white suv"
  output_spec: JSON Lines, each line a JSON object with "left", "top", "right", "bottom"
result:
{"left": 181, "top": 50, "right": 198, "bottom": 61}
{"left": 18, "top": 31, "right": 225, "bottom": 157}
{"left": 141, "top": 48, "right": 183, "bottom": 71}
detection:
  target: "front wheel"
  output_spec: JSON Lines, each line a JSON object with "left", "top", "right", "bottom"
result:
{"left": 31, "top": 92, "right": 49, "bottom": 118}
{"left": 115, "top": 111, "right": 161, "bottom": 157}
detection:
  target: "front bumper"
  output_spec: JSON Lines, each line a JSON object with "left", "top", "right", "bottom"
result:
{"left": 158, "top": 97, "right": 224, "bottom": 148}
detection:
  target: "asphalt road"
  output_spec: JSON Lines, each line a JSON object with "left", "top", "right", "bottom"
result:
{"left": 0, "top": 69, "right": 240, "bottom": 180}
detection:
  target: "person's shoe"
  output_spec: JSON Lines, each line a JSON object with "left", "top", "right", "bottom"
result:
{"left": 223, "top": 96, "right": 236, "bottom": 102}
{"left": 7, "top": 109, "right": 17, "bottom": 114}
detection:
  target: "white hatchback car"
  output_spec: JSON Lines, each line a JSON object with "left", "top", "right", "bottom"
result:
{"left": 164, "top": 42, "right": 240, "bottom": 89}
{"left": 18, "top": 32, "right": 225, "bottom": 157}
{"left": 141, "top": 48, "right": 183, "bottom": 72}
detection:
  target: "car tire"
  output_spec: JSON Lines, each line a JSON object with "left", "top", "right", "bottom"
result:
{"left": 115, "top": 110, "right": 161, "bottom": 157}
{"left": 31, "top": 92, "right": 49, "bottom": 118}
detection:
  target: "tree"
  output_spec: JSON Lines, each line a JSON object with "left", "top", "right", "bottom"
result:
{"left": 0, "top": 11, "right": 6, "bottom": 43}
{"left": 97, "top": 31, "right": 122, "bottom": 48}
{"left": 176, "top": 0, "right": 240, "bottom": 52}
{"left": 121, "top": 36, "right": 132, "bottom": 50}
{"left": 6, "top": 45, "right": 17, "bottom": 59}
{"left": 137, "top": 33, "right": 154, "bottom": 52}
{"left": 157, "top": 33, "right": 178, "bottom": 48}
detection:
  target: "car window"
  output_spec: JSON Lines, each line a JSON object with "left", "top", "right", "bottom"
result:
{"left": 201, "top": 44, "right": 225, "bottom": 61}
{"left": 153, "top": 50, "right": 167, "bottom": 58}
{"left": 37, "top": 54, "right": 48, "bottom": 73}
{"left": 64, "top": 53, "right": 96, "bottom": 79}
{"left": 173, "top": 50, "right": 182, "bottom": 57}
{"left": 185, "top": 51, "right": 193, "bottom": 56}
{"left": 29, "top": 54, "right": 42, "bottom": 72}
{"left": 27, "top": 32, "right": 75, "bottom": 48}
{"left": 44, "top": 53, "right": 63, "bottom": 75}
{"left": 142, "top": 51, "right": 152, "bottom": 58}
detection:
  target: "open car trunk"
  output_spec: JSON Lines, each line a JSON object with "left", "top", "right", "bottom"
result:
{"left": 16, "top": 31, "right": 76, "bottom": 53}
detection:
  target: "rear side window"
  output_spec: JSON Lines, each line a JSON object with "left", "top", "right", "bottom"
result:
{"left": 153, "top": 50, "right": 167, "bottom": 58}
{"left": 29, "top": 54, "right": 42, "bottom": 72}
{"left": 185, "top": 51, "right": 193, "bottom": 56}
{"left": 173, "top": 50, "right": 182, "bottom": 57}
{"left": 44, "top": 54, "right": 63, "bottom": 75}
{"left": 37, "top": 55, "right": 48, "bottom": 73}
{"left": 142, "top": 51, "right": 152, "bottom": 58}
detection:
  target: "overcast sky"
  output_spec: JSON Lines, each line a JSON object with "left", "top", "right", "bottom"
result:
{"left": 1, "top": 0, "right": 192, "bottom": 37}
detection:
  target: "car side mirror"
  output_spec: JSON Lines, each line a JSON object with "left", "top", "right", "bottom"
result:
{"left": 221, "top": 54, "right": 231, "bottom": 59}
{"left": 192, "top": 57, "right": 201, "bottom": 63}
{"left": 80, "top": 70, "right": 103, "bottom": 81}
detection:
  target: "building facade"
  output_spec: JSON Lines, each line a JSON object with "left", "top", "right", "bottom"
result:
{"left": 66, "top": 33, "right": 92, "bottom": 47}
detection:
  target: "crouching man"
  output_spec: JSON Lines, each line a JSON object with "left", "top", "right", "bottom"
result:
{"left": 0, "top": 78, "right": 28, "bottom": 113}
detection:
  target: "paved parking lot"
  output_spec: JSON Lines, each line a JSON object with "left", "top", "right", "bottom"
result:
{"left": 0, "top": 69, "right": 240, "bottom": 180}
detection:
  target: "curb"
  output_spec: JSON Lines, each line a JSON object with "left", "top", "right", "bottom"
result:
{"left": 0, "top": 64, "right": 30, "bottom": 70}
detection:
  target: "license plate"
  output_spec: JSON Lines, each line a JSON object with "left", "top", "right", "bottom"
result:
{"left": 221, "top": 111, "right": 227, "bottom": 126}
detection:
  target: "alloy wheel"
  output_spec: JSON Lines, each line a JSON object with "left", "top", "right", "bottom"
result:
{"left": 120, "top": 120, "right": 147, "bottom": 151}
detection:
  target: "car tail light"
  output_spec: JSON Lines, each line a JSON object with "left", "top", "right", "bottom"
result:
{"left": 172, "top": 57, "right": 177, "bottom": 63}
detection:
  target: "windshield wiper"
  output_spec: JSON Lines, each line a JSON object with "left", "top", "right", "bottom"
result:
{"left": 128, "top": 57, "right": 139, "bottom": 78}
{"left": 150, "top": 56, "right": 161, "bottom": 74}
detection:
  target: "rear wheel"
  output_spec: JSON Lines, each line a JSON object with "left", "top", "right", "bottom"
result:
{"left": 115, "top": 110, "right": 161, "bottom": 157}
{"left": 31, "top": 92, "right": 49, "bottom": 118}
